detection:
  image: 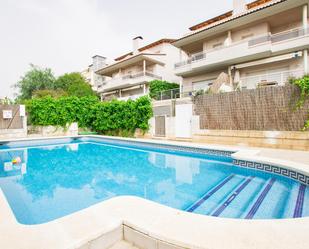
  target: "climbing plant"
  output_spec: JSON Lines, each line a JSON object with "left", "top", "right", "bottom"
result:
{"left": 291, "top": 75, "right": 309, "bottom": 130}
{"left": 26, "top": 96, "right": 153, "bottom": 135}
{"left": 149, "top": 80, "right": 179, "bottom": 99}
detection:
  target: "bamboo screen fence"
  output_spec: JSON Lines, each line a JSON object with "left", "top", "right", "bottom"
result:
{"left": 194, "top": 85, "right": 309, "bottom": 131}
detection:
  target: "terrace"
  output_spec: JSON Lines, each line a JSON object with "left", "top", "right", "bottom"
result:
{"left": 174, "top": 26, "right": 309, "bottom": 76}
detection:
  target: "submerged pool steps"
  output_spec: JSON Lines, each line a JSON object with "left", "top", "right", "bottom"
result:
{"left": 212, "top": 176, "right": 255, "bottom": 217}
{"left": 245, "top": 178, "right": 276, "bottom": 219}
{"left": 293, "top": 184, "right": 306, "bottom": 218}
{"left": 187, "top": 174, "right": 309, "bottom": 219}
{"left": 186, "top": 174, "right": 235, "bottom": 212}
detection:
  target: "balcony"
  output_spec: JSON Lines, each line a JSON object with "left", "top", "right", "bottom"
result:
{"left": 175, "top": 27, "right": 309, "bottom": 76}
{"left": 98, "top": 72, "right": 162, "bottom": 93}
{"left": 240, "top": 70, "right": 304, "bottom": 89}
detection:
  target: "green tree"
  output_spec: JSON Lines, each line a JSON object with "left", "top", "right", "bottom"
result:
{"left": 55, "top": 72, "right": 97, "bottom": 97}
{"left": 14, "top": 64, "right": 56, "bottom": 101}
{"left": 32, "top": 89, "right": 68, "bottom": 99}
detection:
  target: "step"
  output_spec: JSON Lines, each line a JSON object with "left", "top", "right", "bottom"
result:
{"left": 186, "top": 174, "right": 235, "bottom": 212}
{"left": 211, "top": 176, "right": 256, "bottom": 217}
{"left": 192, "top": 175, "right": 246, "bottom": 215}
{"left": 249, "top": 180, "right": 292, "bottom": 219}
{"left": 244, "top": 178, "right": 276, "bottom": 219}
{"left": 108, "top": 240, "right": 140, "bottom": 249}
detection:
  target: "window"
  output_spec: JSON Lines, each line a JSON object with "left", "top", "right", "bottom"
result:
{"left": 192, "top": 79, "right": 214, "bottom": 91}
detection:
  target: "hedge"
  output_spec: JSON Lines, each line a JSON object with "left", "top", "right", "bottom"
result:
{"left": 26, "top": 96, "right": 153, "bottom": 135}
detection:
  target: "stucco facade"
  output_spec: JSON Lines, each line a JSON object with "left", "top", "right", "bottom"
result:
{"left": 173, "top": 0, "right": 309, "bottom": 93}
{"left": 95, "top": 39, "right": 182, "bottom": 101}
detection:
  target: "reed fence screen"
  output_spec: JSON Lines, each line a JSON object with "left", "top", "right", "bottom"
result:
{"left": 194, "top": 85, "right": 309, "bottom": 131}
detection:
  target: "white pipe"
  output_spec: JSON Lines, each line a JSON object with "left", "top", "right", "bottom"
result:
{"left": 303, "top": 4, "right": 308, "bottom": 30}
{"left": 304, "top": 49, "right": 308, "bottom": 75}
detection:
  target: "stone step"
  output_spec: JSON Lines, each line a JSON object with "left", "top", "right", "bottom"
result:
{"left": 108, "top": 240, "right": 140, "bottom": 249}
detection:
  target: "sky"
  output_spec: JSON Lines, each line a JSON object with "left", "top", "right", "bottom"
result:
{"left": 0, "top": 0, "right": 239, "bottom": 99}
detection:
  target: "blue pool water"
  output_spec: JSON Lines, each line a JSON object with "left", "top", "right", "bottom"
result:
{"left": 0, "top": 137, "right": 308, "bottom": 224}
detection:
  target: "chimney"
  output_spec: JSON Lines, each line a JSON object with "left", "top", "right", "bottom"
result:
{"left": 92, "top": 55, "right": 106, "bottom": 72}
{"left": 133, "top": 36, "right": 143, "bottom": 55}
{"left": 233, "top": 0, "right": 247, "bottom": 16}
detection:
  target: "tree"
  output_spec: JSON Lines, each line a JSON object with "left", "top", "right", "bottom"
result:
{"left": 14, "top": 64, "right": 56, "bottom": 101}
{"left": 55, "top": 72, "right": 97, "bottom": 97}
{"left": 32, "top": 89, "right": 68, "bottom": 99}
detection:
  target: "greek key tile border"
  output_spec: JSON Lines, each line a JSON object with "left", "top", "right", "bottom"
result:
{"left": 85, "top": 137, "right": 234, "bottom": 157}
{"left": 233, "top": 159, "right": 309, "bottom": 186}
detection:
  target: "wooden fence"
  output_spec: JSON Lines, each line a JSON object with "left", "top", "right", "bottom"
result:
{"left": 194, "top": 85, "right": 309, "bottom": 131}
{"left": 0, "top": 105, "right": 23, "bottom": 129}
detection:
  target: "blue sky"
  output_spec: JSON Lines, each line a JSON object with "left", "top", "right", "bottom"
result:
{"left": 0, "top": 0, "right": 241, "bottom": 98}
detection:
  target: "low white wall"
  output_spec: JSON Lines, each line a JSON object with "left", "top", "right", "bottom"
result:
{"left": 0, "top": 116, "right": 27, "bottom": 139}
{"left": 28, "top": 123, "right": 79, "bottom": 137}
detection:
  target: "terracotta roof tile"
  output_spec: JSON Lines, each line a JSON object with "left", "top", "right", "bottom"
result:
{"left": 115, "top": 38, "right": 176, "bottom": 61}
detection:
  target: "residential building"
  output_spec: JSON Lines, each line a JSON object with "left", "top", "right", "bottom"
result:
{"left": 81, "top": 55, "right": 107, "bottom": 92}
{"left": 172, "top": 0, "right": 309, "bottom": 94}
{"left": 95, "top": 37, "right": 182, "bottom": 101}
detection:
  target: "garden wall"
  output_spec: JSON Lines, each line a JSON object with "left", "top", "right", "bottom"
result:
{"left": 0, "top": 105, "right": 27, "bottom": 139}
{"left": 194, "top": 85, "right": 309, "bottom": 131}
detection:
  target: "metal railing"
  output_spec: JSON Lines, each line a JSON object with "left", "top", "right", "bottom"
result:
{"left": 175, "top": 26, "right": 309, "bottom": 69}
{"left": 249, "top": 27, "right": 309, "bottom": 46}
{"left": 98, "top": 71, "right": 162, "bottom": 92}
{"left": 154, "top": 70, "right": 304, "bottom": 101}
{"left": 240, "top": 70, "right": 304, "bottom": 89}
{"left": 153, "top": 85, "right": 207, "bottom": 101}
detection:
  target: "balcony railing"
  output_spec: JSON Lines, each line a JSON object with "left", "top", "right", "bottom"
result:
{"left": 175, "top": 27, "right": 309, "bottom": 69}
{"left": 249, "top": 27, "right": 309, "bottom": 46}
{"left": 154, "top": 70, "right": 304, "bottom": 101}
{"left": 98, "top": 71, "right": 162, "bottom": 92}
{"left": 240, "top": 70, "right": 304, "bottom": 89}
{"left": 153, "top": 85, "right": 206, "bottom": 101}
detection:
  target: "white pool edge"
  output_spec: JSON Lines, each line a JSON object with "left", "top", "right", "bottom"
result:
{"left": 0, "top": 135, "right": 308, "bottom": 249}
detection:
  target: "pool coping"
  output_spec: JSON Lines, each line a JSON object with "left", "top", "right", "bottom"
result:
{"left": 0, "top": 135, "right": 308, "bottom": 249}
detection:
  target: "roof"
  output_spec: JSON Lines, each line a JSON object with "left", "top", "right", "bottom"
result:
{"left": 115, "top": 38, "right": 176, "bottom": 61}
{"left": 96, "top": 53, "right": 166, "bottom": 76}
{"left": 189, "top": 0, "right": 275, "bottom": 31}
{"left": 174, "top": 0, "right": 288, "bottom": 47}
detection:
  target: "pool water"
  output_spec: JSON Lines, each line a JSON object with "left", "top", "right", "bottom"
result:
{"left": 0, "top": 138, "right": 308, "bottom": 224}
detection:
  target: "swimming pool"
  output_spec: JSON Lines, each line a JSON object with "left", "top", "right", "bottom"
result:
{"left": 0, "top": 137, "right": 308, "bottom": 225}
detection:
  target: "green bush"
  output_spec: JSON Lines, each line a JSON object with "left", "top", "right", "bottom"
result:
{"left": 149, "top": 80, "right": 179, "bottom": 99}
{"left": 26, "top": 96, "right": 152, "bottom": 135}
{"left": 291, "top": 75, "right": 309, "bottom": 130}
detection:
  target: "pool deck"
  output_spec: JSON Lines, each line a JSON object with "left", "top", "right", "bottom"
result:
{"left": 0, "top": 135, "right": 308, "bottom": 249}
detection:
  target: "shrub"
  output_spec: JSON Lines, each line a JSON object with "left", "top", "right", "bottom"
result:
{"left": 290, "top": 75, "right": 309, "bottom": 130}
{"left": 149, "top": 80, "right": 179, "bottom": 99}
{"left": 26, "top": 96, "right": 153, "bottom": 135}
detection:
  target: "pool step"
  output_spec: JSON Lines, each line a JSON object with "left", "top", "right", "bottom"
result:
{"left": 245, "top": 178, "right": 276, "bottom": 219}
{"left": 108, "top": 240, "right": 140, "bottom": 249}
{"left": 211, "top": 176, "right": 255, "bottom": 217}
{"left": 293, "top": 184, "right": 306, "bottom": 218}
{"left": 190, "top": 175, "right": 246, "bottom": 215}
{"left": 186, "top": 174, "right": 235, "bottom": 212}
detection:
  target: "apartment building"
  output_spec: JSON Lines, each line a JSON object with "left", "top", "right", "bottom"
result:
{"left": 81, "top": 55, "right": 107, "bottom": 92}
{"left": 173, "top": 0, "right": 309, "bottom": 93}
{"left": 95, "top": 37, "right": 181, "bottom": 101}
